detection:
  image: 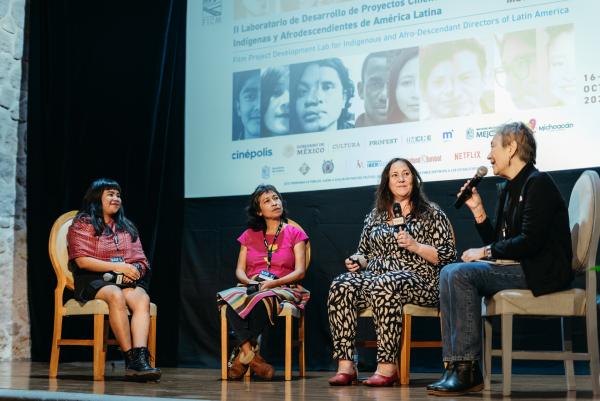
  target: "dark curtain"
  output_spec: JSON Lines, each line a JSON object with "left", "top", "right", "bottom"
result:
{"left": 27, "top": 0, "right": 185, "bottom": 365}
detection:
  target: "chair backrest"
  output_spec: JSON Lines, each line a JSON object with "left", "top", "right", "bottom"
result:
{"left": 287, "top": 218, "right": 311, "bottom": 270}
{"left": 568, "top": 170, "right": 600, "bottom": 273}
{"left": 48, "top": 210, "right": 78, "bottom": 291}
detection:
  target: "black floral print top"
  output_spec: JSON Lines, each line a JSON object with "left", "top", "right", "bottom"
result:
{"left": 357, "top": 204, "right": 456, "bottom": 277}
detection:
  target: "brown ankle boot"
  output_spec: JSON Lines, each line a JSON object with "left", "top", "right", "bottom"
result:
{"left": 249, "top": 353, "right": 274, "bottom": 380}
{"left": 227, "top": 353, "right": 249, "bottom": 380}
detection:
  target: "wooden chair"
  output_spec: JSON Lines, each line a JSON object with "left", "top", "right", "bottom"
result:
{"left": 48, "top": 210, "right": 158, "bottom": 381}
{"left": 357, "top": 224, "right": 455, "bottom": 384}
{"left": 358, "top": 305, "right": 441, "bottom": 384}
{"left": 482, "top": 170, "right": 600, "bottom": 396}
{"left": 220, "top": 219, "right": 311, "bottom": 381}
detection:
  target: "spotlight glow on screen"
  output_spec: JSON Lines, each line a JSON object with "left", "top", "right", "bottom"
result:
{"left": 186, "top": 0, "right": 598, "bottom": 198}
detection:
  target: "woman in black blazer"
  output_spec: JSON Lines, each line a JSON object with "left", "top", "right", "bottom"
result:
{"left": 429, "top": 121, "right": 573, "bottom": 396}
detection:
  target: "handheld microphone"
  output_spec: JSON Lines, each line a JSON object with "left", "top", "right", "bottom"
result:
{"left": 454, "top": 166, "right": 488, "bottom": 209}
{"left": 103, "top": 272, "right": 124, "bottom": 285}
{"left": 392, "top": 202, "right": 406, "bottom": 232}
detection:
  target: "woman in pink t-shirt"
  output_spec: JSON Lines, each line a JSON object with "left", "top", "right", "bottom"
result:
{"left": 217, "top": 184, "right": 309, "bottom": 380}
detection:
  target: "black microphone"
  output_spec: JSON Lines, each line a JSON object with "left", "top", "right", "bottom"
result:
{"left": 103, "top": 272, "right": 124, "bottom": 285}
{"left": 392, "top": 202, "right": 406, "bottom": 232}
{"left": 454, "top": 166, "right": 488, "bottom": 209}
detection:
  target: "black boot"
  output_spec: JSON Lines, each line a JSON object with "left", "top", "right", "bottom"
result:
{"left": 124, "top": 347, "right": 162, "bottom": 382}
{"left": 426, "top": 362, "right": 453, "bottom": 393}
{"left": 431, "top": 360, "right": 483, "bottom": 396}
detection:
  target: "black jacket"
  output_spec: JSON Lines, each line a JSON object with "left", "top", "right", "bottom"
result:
{"left": 476, "top": 163, "right": 573, "bottom": 296}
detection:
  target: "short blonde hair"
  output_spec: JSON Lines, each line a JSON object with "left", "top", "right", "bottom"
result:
{"left": 496, "top": 122, "right": 537, "bottom": 164}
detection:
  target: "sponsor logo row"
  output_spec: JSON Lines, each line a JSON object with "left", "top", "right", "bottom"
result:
{"left": 232, "top": 120, "right": 573, "bottom": 160}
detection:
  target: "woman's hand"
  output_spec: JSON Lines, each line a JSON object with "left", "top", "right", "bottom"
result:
{"left": 344, "top": 255, "right": 362, "bottom": 272}
{"left": 115, "top": 263, "right": 140, "bottom": 280}
{"left": 259, "top": 280, "right": 278, "bottom": 291}
{"left": 458, "top": 180, "right": 483, "bottom": 210}
{"left": 461, "top": 247, "right": 486, "bottom": 262}
{"left": 397, "top": 229, "right": 418, "bottom": 253}
{"left": 458, "top": 181, "right": 487, "bottom": 223}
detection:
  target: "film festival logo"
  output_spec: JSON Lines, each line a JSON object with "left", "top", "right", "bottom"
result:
{"left": 202, "top": 0, "right": 222, "bottom": 25}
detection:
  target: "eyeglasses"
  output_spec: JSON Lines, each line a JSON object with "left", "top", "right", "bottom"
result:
{"left": 494, "top": 55, "right": 536, "bottom": 88}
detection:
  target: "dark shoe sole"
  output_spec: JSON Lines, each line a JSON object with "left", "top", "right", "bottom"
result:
{"left": 125, "top": 372, "right": 162, "bottom": 382}
{"left": 431, "top": 383, "right": 484, "bottom": 396}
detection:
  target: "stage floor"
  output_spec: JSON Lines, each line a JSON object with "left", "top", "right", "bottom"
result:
{"left": 0, "top": 361, "right": 598, "bottom": 401}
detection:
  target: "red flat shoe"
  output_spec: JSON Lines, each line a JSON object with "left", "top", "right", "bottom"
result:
{"left": 362, "top": 372, "right": 399, "bottom": 387}
{"left": 328, "top": 370, "right": 358, "bottom": 386}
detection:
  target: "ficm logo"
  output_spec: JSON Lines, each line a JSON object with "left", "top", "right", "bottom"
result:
{"left": 232, "top": 147, "right": 273, "bottom": 160}
{"left": 466, "top": 128, "right": 475, "bottom": 140}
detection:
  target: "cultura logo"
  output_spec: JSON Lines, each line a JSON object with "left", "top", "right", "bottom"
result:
{"left": 231, "top": 147, "right": 273, "bottom": 160}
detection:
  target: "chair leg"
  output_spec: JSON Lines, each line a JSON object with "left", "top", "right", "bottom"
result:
{"left": 93, "top": 315, "right": 106, "bottom": 381}
{"left": 298, "top": 314, "right": 305, "bottom": 377}
{"left": 399, "top": 314, "right": 411, "bottom": 385}
{"left": 220, "top": 307, "right": 228, "bottom": 380}
{"left": 561, "top": 317, "right": 575, "bottom": 391}
{"left": 501, "top": 314, "right": 513, "bottom": 397}
{"left": 285, "top": 314, "right": 292, "bottom": 381}
{"left": 49, "top": 312, "right": 63, "bottom": 378}
{"left": 483, "top": 317, "right": 493, "bottom": 391}
{"left": 148, "top": 314, "right": 157, "bottom": 368}
{"left": 586, "top": 302, "right": 600, "bottom": 395}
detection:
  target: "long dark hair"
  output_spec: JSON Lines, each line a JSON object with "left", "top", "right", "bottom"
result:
{"left": 246, "top": 184, "right": 288, "bottom": 231}
{"left": 375, "top": 158, "right": 432, "bottom": 218}
{"left": 76, "top": 178, "right": 139, "bottom": 241}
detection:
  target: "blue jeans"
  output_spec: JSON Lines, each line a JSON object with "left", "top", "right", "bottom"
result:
{"left": 440, "top": 262, "right": 527, "bottom": 362}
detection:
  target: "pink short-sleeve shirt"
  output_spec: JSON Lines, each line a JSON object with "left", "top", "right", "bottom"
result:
{"left": 238, "top": 224, "right": 308, "bottom": 278}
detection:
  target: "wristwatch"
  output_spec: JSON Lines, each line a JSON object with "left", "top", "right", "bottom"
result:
{"left": 484, "top": 244, "right": 492, "bottom": 259}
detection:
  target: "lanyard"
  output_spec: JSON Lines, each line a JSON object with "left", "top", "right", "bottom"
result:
{"left": 106, "top": 223, "right": 120, "bottom": 251}
{"left": 263, "top": 220, "right": 283, "bottom": 271}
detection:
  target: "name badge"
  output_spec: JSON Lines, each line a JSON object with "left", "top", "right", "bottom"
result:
{"left": 110, "top": 256, "right": 124, "bottom": 263}
{"left": 258, "top": 270, "right": 277, "bottom": 281}
{"left": 392, "top": 216, "right": 406, "bottom": 226}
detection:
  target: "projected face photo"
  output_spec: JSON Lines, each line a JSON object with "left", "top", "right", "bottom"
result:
{"left": 547, "top": 25, "right": 576, "bottom": 105}
{"left": 496, "top": 30, "right": 548, "bottom": 109}
{"left": 281, "top": 0, "right": 318, "bottom": 11}
{"left": 294, "top": 62, "right": 348, "bottom": 132}
{"left": 394, "top": 55, "right": 420, "bottom": 122}
{"left": 262, "top": 67, "right": 290, "bottom": 136}
{"left": 357, "top": 54, "right": 390, "bottom": 127}
{"left": 237, "top": 0, "right": 268, "bottom": 17}
{"left": 422, "top": 47, "right": 485, "bottom": 119}
{"left": 233, "top": 71, "right": 261, "bottom": 140}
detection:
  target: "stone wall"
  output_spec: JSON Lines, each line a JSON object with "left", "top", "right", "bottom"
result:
{"left": 0, "top": 0, "right": 29, "bottom": 361}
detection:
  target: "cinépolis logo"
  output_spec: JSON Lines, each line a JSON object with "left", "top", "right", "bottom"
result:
{"left": 231, "top": 147, "right": 273, "bottom": 160}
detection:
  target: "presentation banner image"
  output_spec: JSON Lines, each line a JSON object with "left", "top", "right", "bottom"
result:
{"left": 187, "top": 0, "right": 593, "bottom": 198}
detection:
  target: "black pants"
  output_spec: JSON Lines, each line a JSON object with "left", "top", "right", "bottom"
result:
{"left": 226, "top": 301, "right": 270, "bottom": 346}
